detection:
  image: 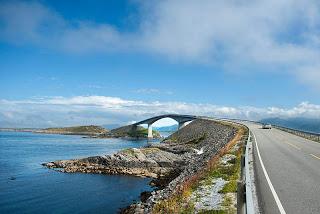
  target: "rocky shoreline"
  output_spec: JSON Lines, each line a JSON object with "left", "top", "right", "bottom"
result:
{"left": 43, "top": 119, "right": 237, "bottom": 213}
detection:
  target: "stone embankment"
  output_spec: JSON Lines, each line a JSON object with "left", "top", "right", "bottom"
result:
{"left": 43, "top": 119, "right": 237, "bottom": 213}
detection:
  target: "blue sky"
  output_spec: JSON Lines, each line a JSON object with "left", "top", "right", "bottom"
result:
{"left": 1, "top": 0, "right": 320, "bottom": 127}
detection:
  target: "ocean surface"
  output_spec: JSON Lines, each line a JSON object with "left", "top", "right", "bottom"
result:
{"left": 0, "top": 131, "right": 167, "bottom": 214}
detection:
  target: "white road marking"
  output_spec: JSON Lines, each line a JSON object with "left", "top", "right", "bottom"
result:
{"left": 310, "top": 154, "right": 320, "bottom": 160}
{"left": 252, "top": 131, "right": 287, "bottom": 214}
{"left": 283, "top": 141, "right": 301, "bottom": 150}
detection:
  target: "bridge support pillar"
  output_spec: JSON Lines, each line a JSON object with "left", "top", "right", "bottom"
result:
{"left": 178, "top": 121, "right": 186, "bottom": 130}
{"left": 148, "top": 124, "right": 153, "bottom": 138}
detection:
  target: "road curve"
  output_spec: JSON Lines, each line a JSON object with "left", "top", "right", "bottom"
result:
{"left": 242, "top": 122, "right": 320, "bottom": 214}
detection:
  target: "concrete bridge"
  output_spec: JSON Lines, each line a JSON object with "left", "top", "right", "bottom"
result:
{"left": 133, "top": 114, "right": 198, "bottom": 138}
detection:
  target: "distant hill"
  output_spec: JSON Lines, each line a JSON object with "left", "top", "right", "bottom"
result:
{"left": 153, "top": 124, "right": 178, "bottom": 132}
{"left": 35, "top": 125, "right": 108, "bottom": 135}
{"left": 259, "top": 117, "right": 320, "bottom": 133}
{"left": 102, "top": 124, "right": 122, "bottom": 130}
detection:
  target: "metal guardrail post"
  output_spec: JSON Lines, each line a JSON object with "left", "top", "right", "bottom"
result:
{"left": 237, "top": 180, "right": 245, "bottom": 214}
{"left": 245, "top": 132, "right": 255, "bottom": 214}
{"left": 239, "top": 155, "right": 245, "bottom": 181}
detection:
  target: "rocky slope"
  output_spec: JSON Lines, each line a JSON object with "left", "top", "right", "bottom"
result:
{"left": 43, "top": 119, "right": 237, "bottom": 213}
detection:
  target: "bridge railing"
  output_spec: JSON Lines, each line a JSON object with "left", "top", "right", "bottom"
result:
{"left": 272, "top": 125, "right": 320, "bottom": 143}
{"left": 218, "top": 117, "right": 320, "bottom": 143}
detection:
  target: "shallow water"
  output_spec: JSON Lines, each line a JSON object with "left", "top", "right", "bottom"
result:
{"left": 0, "top": 131, "right": 161, "bottom": 214}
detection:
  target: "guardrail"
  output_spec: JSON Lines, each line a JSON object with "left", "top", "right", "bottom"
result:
{"left": 272, "top": 125, "right": 320, "bottom": 143}
{"left": 237, "top": 131, "right": 256, "bottom": 214}
{"left": 212, "top": 117, "right": 320, "bottom": 213}
{"left": 216, "top": 118, "right": 257, "bottom": 214}
{"left": 220, "top": 117, "right": 320, "bottom": 143}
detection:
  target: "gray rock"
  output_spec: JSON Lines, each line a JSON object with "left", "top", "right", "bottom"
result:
{"left": 43, "top": 119, "right": 238, "bottom": 213}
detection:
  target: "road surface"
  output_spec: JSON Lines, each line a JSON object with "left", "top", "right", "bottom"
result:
{"left": 243, "top": 122, "right": 320, "bottom": 214}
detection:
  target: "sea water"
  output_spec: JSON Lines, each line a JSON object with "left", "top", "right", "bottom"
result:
{"left": 0, "top": 131, "right": 163, "bottom": 214}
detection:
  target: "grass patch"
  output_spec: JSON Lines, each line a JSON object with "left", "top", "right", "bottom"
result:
{"left": 128, "top": 127, "right": 160, "bottom": 138}
{"left": 220, "top": 180, "right": 237, "bottom": 193}
{"left": 199, "top": 210, "right": 227, "bottom": 214}
{"left": 43, "top": 125, "right": 107, "bottom": 134}
{"left": 141, "top": 147, "right": 161, "bottom": 154}
{"left": 121, "top": 148, "right": 135, "bottom": 156}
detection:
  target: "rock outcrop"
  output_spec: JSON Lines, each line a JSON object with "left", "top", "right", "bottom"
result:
{"left": 44, "top": 147, "right": 184, "bottom": 178}
{"left": 98, "top": 125, "right": 161, "bottom": 139}
{"left": 43, "top": 119, "right": 237, "bottom": 213}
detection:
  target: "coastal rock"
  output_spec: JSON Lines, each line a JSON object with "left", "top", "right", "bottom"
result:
{"left": 43, "top": 119, "right": 237, "bottom": 213}
{"left": 43, "top": 147, "right": 184, "bottom": 178}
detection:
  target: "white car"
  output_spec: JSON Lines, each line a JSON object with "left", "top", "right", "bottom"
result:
{"left": 262, "top": 124, "right": 272, "bottom": 129}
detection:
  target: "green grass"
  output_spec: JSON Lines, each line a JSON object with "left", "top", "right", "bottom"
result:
{"left": 198, "top": 210, "right": 227, "bottom": 214}
{"left": 43, "top": 125, "right": 107, "bottom": 134}
{"left": 121, "top": 148, "right": 135, "bottom": 156}
{"left": 219, "top": 180, "right": 237, "bottom": 193}
{"left": 141, "top": 147, "right": 161, "bottom": 154}
{"left": 128, "top": 127, "right": 160, "bottom": 138}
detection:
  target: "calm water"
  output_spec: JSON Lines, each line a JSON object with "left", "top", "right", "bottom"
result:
{"left": 0, "top": 131, "right": 163, "bottom": 214}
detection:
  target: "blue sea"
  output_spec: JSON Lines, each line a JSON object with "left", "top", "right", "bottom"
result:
{"left": 0, "top": 131, "right": 165, "bottom": 214}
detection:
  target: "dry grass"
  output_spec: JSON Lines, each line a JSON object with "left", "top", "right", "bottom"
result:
{"left": 141, "top": 147, "right": 161, "bottom": 154}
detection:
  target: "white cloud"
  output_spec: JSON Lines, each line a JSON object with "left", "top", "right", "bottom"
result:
{"left": 0, "top": 96, "right": 319, "bottom": 128}
{"left": 133, "top": 88, "right": 173, "bottom": 95}
{"left": 1, "top": 0, "right": 320, "bottom": 90}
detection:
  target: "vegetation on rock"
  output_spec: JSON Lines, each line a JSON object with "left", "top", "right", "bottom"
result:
{"left": 37, "top": 125, "right": 108, "bottom": 135}
{"left": 99, "top": 124, "right": 161, "bottom": 139}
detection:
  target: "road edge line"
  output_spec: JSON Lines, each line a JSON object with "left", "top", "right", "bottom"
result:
{"left": 252, "top": 131, "right": 287, "bottom": 214}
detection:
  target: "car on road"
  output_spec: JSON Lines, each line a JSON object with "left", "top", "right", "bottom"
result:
{"left": 262, "top": 124, "right": 272, "bottom": 129}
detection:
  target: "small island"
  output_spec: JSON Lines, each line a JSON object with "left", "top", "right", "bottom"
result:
{"left": 34, "top": 125, "right": 108, "bottom": 136}
{"left": 31, "top": 124, "right": 161, "bottom": 139}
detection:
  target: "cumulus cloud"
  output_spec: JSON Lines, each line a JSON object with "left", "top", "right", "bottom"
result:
{"left": 1, "top": 0, "right": 320, "bottom": 89}
{"left": 0, "top": 96, "right": 319, "bottom": 128}
{"left": 0, "top": 1, "right": 132, "bottom": 53}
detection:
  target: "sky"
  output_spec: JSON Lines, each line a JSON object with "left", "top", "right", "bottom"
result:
{"left": 0, "top": 0, "right": 320, "bottom": 128}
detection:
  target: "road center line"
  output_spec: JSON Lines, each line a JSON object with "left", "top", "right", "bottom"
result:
{"left": 310, "top": 154, "right": 320, "bottom": 160}
{"left": 252, "top": 131, "right": 287, "bottom": 214}
{"left": 283, "top": 141, "right": 301, "bottom": 150}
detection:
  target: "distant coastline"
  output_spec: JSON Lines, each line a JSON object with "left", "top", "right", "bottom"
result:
{"left": 0, "top": 128, "right": 40, "bottom": 132}
{"left": 0, "top": 124, "right": 162, "bottom": 139}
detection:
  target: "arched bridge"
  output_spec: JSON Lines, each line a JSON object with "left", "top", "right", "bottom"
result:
{"left": 133, "top": 114, "right": 198, "bottom": 138}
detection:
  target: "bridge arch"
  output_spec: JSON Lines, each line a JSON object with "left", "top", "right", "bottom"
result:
{"left": 133, "top": 114, "right": 197, "bottom": 138}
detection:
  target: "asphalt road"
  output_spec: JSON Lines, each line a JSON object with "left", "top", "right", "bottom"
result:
{"left": 243, "top": 122, "right": 320, "bottom": 214}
